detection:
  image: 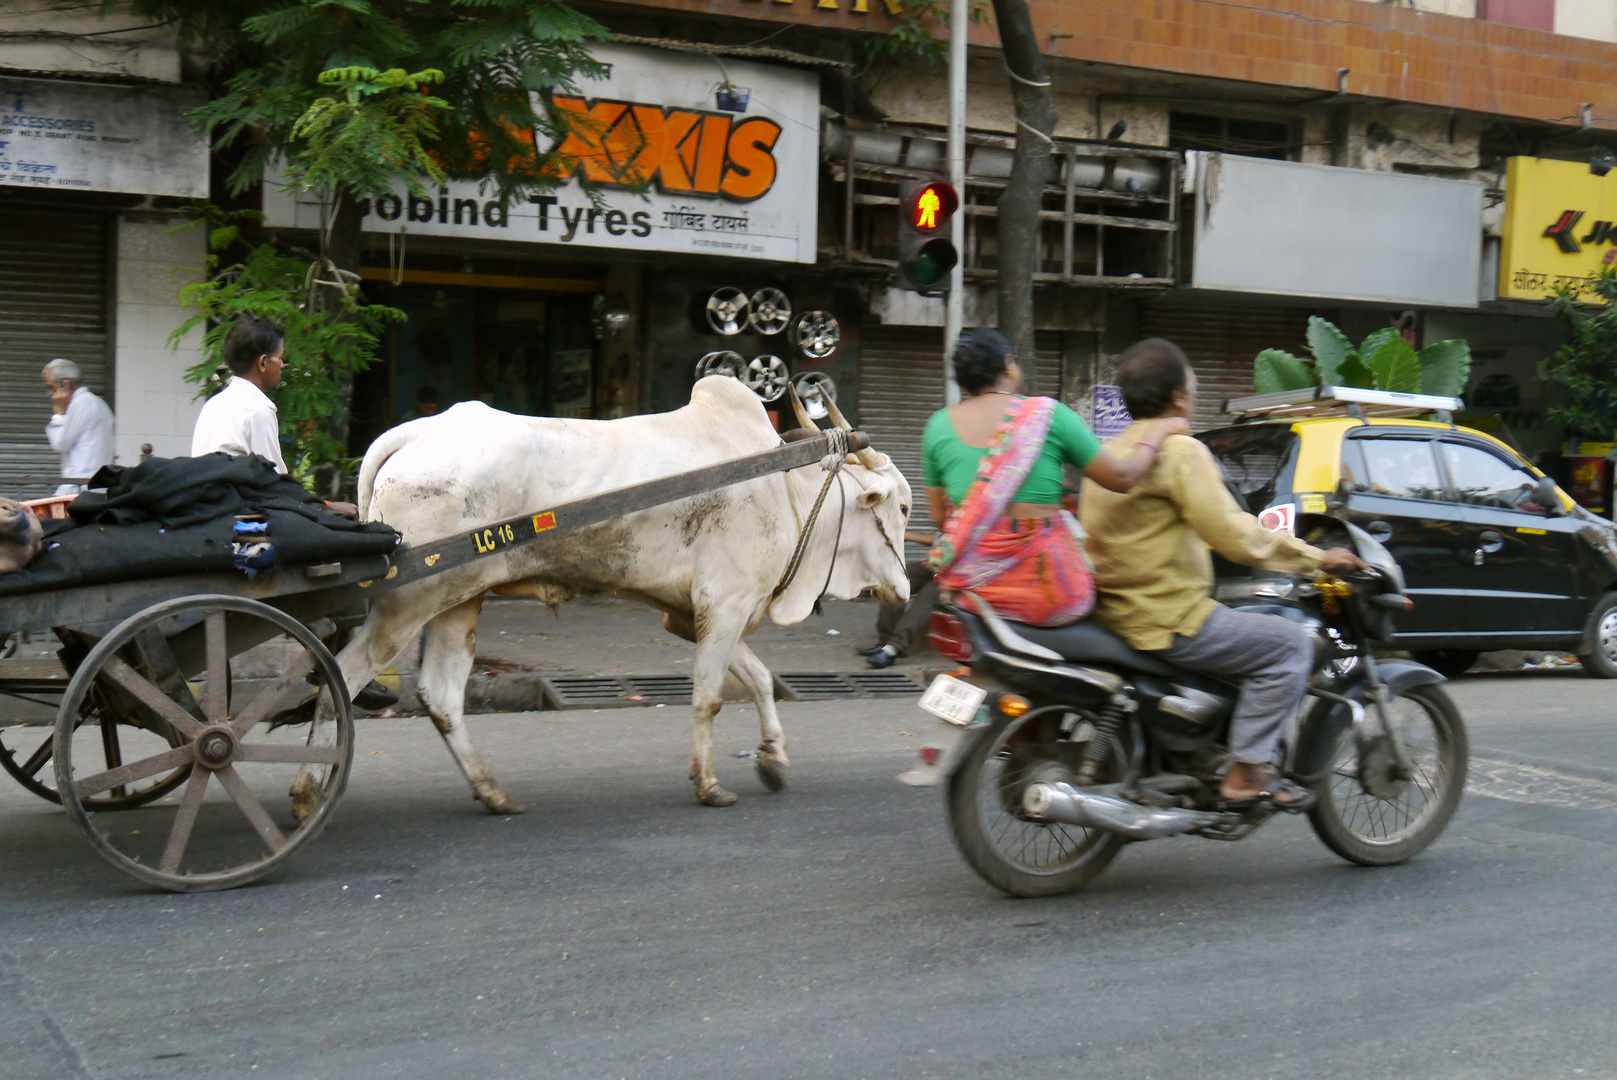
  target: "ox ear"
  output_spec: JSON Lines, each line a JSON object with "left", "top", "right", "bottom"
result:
{"left": 855, "top": 478, "right": 893, "bottom": 508}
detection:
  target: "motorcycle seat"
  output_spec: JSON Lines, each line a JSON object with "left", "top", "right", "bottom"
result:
{"left": 1006, "top": 619, "right": 1178, "bottom": 678}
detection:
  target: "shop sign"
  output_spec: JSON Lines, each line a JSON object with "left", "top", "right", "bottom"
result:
{"left": 1499, "top": 156, "right": 1617, "bottom": 303}
{"left": 1090, "top": 385, "right": 1132, "bottom": 439}
{"left": 263, "top": 43, "right": 820, "bottom": 263}
{"left": 1189, "top": 152, "right": 1482, "bottom": 308}
{"left": 0, "top": 78, "right": 208, "bottom": 198}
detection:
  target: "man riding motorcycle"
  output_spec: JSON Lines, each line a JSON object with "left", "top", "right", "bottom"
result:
{"left": 1079, "top": 338, "right": 1367, "bottom": 811}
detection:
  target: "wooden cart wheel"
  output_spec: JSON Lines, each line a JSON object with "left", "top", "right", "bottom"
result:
{"left": 1, "top": 679, "right": 192, "bottom": 810}
{"left": 1, "top": 710, "right": 191, "bottom": 809}
{"left": 52, "top": 595, "right": 354, "bottom": 893}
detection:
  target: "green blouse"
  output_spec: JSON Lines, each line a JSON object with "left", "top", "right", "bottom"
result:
{"left": 921, "top": 399, "right": 1103, "bottom": 505}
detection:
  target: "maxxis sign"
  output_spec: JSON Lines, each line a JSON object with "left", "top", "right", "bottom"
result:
{"left": 1499, "top": 156, "right": 1617, "bottom": 303}
{"left": 262, "top": 43, "right": 819, "bottom": 263}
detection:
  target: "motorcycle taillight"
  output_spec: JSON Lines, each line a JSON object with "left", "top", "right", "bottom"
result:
{"left": 928, "top": 611, "right": 976, "bottom": 663}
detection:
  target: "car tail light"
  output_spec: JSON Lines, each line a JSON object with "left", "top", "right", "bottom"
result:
{"left": 928, "top": 611, "right": 976, "bottom": 662}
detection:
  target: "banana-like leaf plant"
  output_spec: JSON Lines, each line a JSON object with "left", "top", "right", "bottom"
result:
{"left": 1254, "top": 316, "right": 1472, "bottom": 399}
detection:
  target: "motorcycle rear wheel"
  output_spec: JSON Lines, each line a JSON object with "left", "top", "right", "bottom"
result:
{"left": 1308, "top": 684, "right": 1467, "bottom": 866}
{"left": 946, "top": 711, "right": 1126, "bottom": 898}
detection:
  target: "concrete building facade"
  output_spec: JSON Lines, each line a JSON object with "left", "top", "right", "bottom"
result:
{"left": 0, "top": 1, "right": 205, "bottom": 495}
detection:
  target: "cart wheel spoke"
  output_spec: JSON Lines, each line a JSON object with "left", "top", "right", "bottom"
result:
{"left": 234, "top": 743, "right": 345, "bottom": 765}
{"left": 214, "top": 765, "right": 287, "bottom": 854}
{"left": 73, "top": 745, "right": 195, "bottom": 798}
{"left": 231, "top": 653, "right": 316, "bottom": 737}
{"left": 100, "top": 656, "right": 203, "bottom": 739}
{"left": 99, "top": 716, "right": 126, "bottom": 797}
{"left": 204, "top": 610, "right": 229, "bottom": 725}
{"left": 17, "top": 735, "right": 56, "bottom": 779}
{"left": 159, "top": 768, "right": 211, "bottom": 873}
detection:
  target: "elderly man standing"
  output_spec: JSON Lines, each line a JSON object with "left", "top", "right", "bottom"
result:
{"left": 41, "top": 358, "right": 115, "bottom": 496}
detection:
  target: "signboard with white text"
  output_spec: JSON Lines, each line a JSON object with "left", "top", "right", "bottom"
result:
{"left": 0, "top": 78, "right": 207, "bottom": 197}
{"left": 263, "top": 43, "right": 821, "bottom": 263}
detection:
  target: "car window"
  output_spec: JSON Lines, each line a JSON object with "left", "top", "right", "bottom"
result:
{"left": 1350, "top": 438, "right": 1449, "bottom": 501}
{"left": 1197, "top": 426, "right": 1299, "bottom": 510}
{"left": 1438, "top": 442, "right": 1545, "bottom": 511}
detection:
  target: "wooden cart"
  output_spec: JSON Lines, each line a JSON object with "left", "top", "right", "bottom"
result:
{"left": 0, "top": 431, "right": 865, "bottom": 892}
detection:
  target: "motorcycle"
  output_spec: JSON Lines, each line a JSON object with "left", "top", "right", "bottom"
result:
{"left": 901, "top": 517, "right": 1469, "bottom": 898}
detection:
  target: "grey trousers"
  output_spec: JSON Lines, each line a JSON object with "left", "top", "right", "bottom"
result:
{"left": 874, "top": 562, "right": 939, "bottom": 654}
{"left": 1156, "top": 603, "right": 1315, "bottom": 765}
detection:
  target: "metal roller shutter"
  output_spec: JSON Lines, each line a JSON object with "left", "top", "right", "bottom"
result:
{"left": 1137, "top": 298, "right": 1313, "bottom": 432}
{"left": 857, "top": 327, "right": 1062, "bottom": 536}
{"left": 0, "top": 204, "right": 110, "bottom": 498}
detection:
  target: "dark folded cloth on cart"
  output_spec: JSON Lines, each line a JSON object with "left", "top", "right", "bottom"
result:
{"left": 0, "top": 454, "right": 399, "bottom": 597}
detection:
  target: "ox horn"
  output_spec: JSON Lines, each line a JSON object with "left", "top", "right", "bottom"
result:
{"left": 786, "top": 382, "right": 819, "bottom": 432}
{"left": 822, "top": 393, "right": 887, "bottom": 471}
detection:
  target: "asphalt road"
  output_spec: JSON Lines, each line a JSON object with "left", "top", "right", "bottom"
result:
{"left": 3, "top": 669, "right": 1615, "bottom": 1080}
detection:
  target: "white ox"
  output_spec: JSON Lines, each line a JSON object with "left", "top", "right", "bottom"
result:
{"left": 290, "top": 376, "right": 911, "bottom": 815}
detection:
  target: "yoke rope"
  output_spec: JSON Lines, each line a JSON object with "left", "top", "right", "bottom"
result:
{"left": 772, "top": 430, "right": 850, "bottom": 600}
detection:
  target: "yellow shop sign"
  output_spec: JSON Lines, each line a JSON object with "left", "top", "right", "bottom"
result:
{"left": 1499, "top": 156, "right": 1617, "bottom": 303}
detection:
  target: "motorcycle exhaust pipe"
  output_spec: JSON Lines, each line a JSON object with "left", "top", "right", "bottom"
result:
{"left": 1022, "top": 782, "right": 1224, "bottom": 840}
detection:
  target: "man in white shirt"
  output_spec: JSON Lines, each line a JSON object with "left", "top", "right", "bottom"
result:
{"left": 191, "top": 315, "right": 393, "bottom": 710}
{"left": 190, "top": 313, "right": 289, "bottom": 474}
{"left": 41, "top": 358, "right": 116, "bottom": 496}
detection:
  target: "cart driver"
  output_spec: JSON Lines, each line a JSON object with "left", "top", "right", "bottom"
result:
{"left": 191, "top": 315, "right": 360, "bottom": 519}
{"left": 192, "top": 313, "right": 290, "bottom": 477}
{"left": 190, "top": 315, "right": 395, "bottom": 711}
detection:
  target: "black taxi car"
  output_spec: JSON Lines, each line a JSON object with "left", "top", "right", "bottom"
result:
{"left": 1199, "top": 388, "right": 1617, "bottom": 678}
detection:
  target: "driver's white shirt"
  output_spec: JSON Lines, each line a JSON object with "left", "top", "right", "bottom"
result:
{"left": 190, "top": 376, "right": 288, "bottom": 475}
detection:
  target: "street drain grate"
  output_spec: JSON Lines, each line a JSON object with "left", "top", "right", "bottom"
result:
{"left": 539, "top": 674, "right": 695, "bottom": 709}
{"left": 541, "top": 671, "right": 923, "bottom": 709}
{"left": 775, "top": 671, "right": 927, "bottom": 701}
{"left": 774, "top": 672, "right": 855, "bottom": 701}
{"left": 622, "top": 675, "right": 695, "bottom": 704}
{"left": 539, "top": 676, "right": 632, "bottom": 709}
{"left": 846, "top": 671, "right": 927, "bottom": 697}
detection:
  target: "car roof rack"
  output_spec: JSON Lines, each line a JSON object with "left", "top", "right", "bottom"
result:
{"left": 1223, "top": 385, "right": 1464, "bottom": 421}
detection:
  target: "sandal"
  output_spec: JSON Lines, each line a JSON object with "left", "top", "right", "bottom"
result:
{"left": 1219, "top": 771, "right": 1318, "bottom": 815}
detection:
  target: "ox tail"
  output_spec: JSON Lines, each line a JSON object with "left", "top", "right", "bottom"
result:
{"left": 356, "top": 424, "right": 415, "bottom": 521}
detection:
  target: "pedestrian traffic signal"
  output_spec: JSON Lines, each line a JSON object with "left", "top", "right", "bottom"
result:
{"left": 896, "top": 178, "right": 959, "bottom": 294}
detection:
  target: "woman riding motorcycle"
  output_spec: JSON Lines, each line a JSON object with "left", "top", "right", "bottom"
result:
{"left": 921, "top": 329, "right": 1187, "bottom": 627}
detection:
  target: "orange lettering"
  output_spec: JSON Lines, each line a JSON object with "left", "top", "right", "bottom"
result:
{"left": 626, "top": 105, "right": 701, "bottom": 192}
{"left": 548, "top": 97, "right": 629, "bottom": 183}
{"left": 720, "top": 118, "right": 782, "bottom": 201}
{"left": 692, "top": 114, "right": 733, "bottom": 195}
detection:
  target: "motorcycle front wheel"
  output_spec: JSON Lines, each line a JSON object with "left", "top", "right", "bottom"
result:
{"left": 1308, "top": 684, "right": 1468, "bottom": 866}
{"left": 946, "top": 710, "right": 1126, "bottom": 898}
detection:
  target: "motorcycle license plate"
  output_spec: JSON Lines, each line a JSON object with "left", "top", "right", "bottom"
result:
{"left": 919, "top": 674, "right": 987, "bottom": 727}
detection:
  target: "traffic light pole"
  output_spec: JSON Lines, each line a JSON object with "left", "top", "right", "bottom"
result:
{"left": 944, "top": 0, "right": 967, "bottom": 406}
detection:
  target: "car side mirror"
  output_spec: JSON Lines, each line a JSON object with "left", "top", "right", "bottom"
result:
{"left": 1534, "top": 475, "right": 1562, "bottom": 516}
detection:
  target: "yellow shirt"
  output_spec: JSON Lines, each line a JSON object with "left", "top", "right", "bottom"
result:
{"left": 1079, "top": 422, "right": 1325, "bottom": 651}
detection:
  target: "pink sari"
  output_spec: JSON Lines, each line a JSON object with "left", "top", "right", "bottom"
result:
{"left": 926, "top": 396, "right": 1094, "bottom": 627}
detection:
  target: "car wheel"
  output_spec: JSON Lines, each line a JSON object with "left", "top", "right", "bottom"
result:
{"left": 1577, "top": 593, "right": 1617, "bottom": 679}
{"left": 1412, "top": 649, "right": 1479, "bottom": 678}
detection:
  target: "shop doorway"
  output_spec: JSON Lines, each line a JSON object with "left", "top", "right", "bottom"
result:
{"left": 350, "top": 282, "right": 597, "bottom": 450}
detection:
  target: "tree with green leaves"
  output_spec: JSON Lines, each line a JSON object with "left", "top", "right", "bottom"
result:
{"left": 1253, "top": 316, "right": 1472, "bottom": 400}
{"left": 137, "top": 0, "right": 611, "bottom": 489}
{"left": 1542, "top": 268, "right": 1617, "bottom": 439}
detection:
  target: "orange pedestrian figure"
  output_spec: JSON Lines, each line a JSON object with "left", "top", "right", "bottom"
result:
{"left": 915, "top": 186, "right": 941, "bottom": 229}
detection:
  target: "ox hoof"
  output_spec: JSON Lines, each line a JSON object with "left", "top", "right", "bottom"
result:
{"left": 478, "top": 787, "right": 527, "bottom": 815}
{"left": 288, "top": 777, "right": 321, "bottom": 823}
{"left": 696, "top": 783, "right": 738, "bottom": 807}
{"left": 756, "top": 754, "right": 789, "bottom": 792}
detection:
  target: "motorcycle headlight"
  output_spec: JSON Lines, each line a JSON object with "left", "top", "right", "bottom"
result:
{"left": 1215, "top": 578, "right": 1297, "bottom": 602}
